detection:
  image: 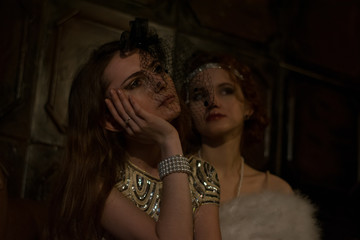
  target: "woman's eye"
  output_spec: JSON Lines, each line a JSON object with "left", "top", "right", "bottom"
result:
{"left": 153, "top": 64, "right": 164, "bottom": 74}
{"left": 220, "top": 87, "right": 234, "bottom": 95}
{"left": 191, "top": 88, "right": 207, "bottom": 101}
{"left": 192, "top": 93, "right": 203, "bottom": 101}
{"left": 126, "top": 78, "right": 143, "bottom": 90}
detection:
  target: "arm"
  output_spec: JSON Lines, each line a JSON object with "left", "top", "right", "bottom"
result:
{"left": 194, "top": 204, "right": 222, "bottom": 240}
{"left": 102, "top": 189, "right": 157, "bottom": 240}
{"left": 102, "top": 89, "right": 193, "bottom": 240}
{"left": 191, "top": 158, "right": 222, "bottom": 240}
{"left": 156, "top": 133, "right": 193, "bottom": 240}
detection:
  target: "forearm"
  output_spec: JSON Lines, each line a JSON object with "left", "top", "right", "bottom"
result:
{"left": 157, "top": 173, "right": 193, "bottom": 240}
{"left": 194, "top": 204, "right": 222, "bottom": 240}
{"left": 156, "top": 131, "right": 193, "bottom": 240}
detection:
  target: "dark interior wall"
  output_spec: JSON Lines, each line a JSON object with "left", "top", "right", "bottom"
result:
{"left": 0, "top": 0, "right": 359, "bottom": 239}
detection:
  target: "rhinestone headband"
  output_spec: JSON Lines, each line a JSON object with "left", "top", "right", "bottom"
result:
{"left": 185, "top": 63, "right": 244, "bottom": 104}
{"left": 186, "top": 63, "right": 244, "bottom": 82}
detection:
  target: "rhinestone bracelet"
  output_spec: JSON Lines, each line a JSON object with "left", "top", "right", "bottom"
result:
{"left": 158, "top": 155, "right": 191, "bottom": 180}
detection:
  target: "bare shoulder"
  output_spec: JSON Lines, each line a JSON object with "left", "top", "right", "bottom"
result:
{"left": 266, "top": 172, "right": 293, "bottom": 194}
{"left": 241, "top": 165, "right": 293, "bottom": 195}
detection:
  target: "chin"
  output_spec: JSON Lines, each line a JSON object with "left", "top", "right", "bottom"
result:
{"left": 201, "top": 126, "right": 231, "bottom": 137}
{"left": 163, "top": 108, "right": 181, "bottom": 122}
{"left": 164, "top": 102, "right": 181, "bottom": 121}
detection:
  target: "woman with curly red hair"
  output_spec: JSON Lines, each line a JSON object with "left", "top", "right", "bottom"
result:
{"left": 183, "top": 51, "right": 321, "bottom": 240}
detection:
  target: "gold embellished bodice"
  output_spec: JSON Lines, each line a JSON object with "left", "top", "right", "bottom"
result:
{"left": 114, "top": 155, "right": 220, "bottom": 221}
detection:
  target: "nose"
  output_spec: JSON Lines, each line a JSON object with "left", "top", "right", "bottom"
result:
{"left": 153, "top": 75, "right": 167, "bottom": 93}
{"left": 205, "top": 92, "right": 220, "bottom": 109}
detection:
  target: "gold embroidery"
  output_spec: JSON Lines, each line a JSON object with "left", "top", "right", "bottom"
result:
{"left": 114, "top": 155, "right": 220, "bottom": 221}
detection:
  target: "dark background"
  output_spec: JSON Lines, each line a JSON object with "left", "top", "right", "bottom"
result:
{"left": 0, "top": 0, "right": 359, "bottom": 239}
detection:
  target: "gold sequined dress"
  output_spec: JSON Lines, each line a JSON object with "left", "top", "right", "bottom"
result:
{"left": 114, "top": 155, "right": 220, "bottom": 221}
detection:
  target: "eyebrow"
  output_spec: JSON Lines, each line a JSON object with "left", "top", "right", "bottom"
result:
{"left": 120, "top": 59, "right": 160, "bottom": 87}
{"left": 192, "top": 86, "right": 206, "bottom": 92}
{"left": 147, "top": 59, "right": 159, "bottom": 69}
{"left": 120, "top": 71, "right": 144, "bottom": 87}
{"left": 217, "top": 82, "right": 234, "bottom": 88}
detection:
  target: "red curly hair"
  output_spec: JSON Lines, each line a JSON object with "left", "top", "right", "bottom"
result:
{"left": 182, "top": 51, "right": 269, "bottom": 154}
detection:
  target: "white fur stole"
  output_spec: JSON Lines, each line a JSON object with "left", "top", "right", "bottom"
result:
{"left": 219, "top": 191, "right": 321, "bottom": 240}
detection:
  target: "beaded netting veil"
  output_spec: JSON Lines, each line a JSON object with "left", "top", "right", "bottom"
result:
{"left": 118, "top": 19, "right": 267, "bottom": 152}
{"left": 180, "top": 51, "right": 250, "bottom": 113}
{"left": 118, "top": 18, "right": 178, "bottom": 115}
{"left": 174, "top": 49, "right": 269, "bottom": 155}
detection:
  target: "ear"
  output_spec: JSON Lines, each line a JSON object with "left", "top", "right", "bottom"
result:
{"left": 104, "top": 115, "right": 122, "bottom": 132}
{"left": 244, "top": 104, "right": 254, "bottom": 119}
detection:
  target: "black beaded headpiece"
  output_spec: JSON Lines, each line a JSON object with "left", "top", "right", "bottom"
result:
{"left": 119, "top": 18, "right": 170, "bottom": 76}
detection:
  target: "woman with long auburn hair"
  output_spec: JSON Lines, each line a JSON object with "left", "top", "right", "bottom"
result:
{"left": 47, "top": 19, "right": 221, "bottom": 240}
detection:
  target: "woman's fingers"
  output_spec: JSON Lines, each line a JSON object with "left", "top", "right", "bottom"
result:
{"left": 109, "top": 89, "right": 127, "bottom": 120}
{"left": 116, "top": 90, "right": 139, "bottom": 120}
{"left": 116, "top": 90, "right": 144, "bottom": 131}
{"left": 108, "top": 88, "right": 176, "bottom": 142}
{"left": 104, "top": 98, "right": 133, "bottom": 134}
{"left": 105, "top": 97, "right": 122, "bottom": 125}
{"left": 106, "top": 89, "right": 135, "bottom": 133}
{"left": 128, "top": 95, "right": 151, "bottom": 122}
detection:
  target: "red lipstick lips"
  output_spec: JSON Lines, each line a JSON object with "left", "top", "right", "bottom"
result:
{"left": 160, "top": 95, "right": 175, "bottom": 106}
{"left": 206, "top": 113, "right": 225, "bottom": 121}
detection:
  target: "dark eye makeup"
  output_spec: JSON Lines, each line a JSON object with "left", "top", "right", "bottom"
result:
{"left": 153, "top": 63, "right": 164, "bottom": 74}
{"left": 122, "top": 61, "right": 166, "bottom": 91}
{"left": 191, "top": 87, "right": 208, "bottom": 101}
{"left": 124, "top": 76, "right": 146, "bottom": 90}
{"left": 220, "top": 86, "right": 235, "bottom": 95}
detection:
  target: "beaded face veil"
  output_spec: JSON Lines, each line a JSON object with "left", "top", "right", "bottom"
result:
{"left": 117, "top": 18, "right": 179, "bottom": 118}
{"left": 180, "top": 51, "right": 270, "bottom": 155}
{"left": 185, "top": 62, "right": 244, "bottom": 104}
{"left": 183, "top": 55, "right": 246, "bottom": 128}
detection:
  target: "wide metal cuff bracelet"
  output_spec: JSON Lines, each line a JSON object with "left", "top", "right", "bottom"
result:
{"left": 158, "top": 155, "right": 191, "bottom": 180}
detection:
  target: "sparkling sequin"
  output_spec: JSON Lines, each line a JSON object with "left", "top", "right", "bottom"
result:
{"left": 114, "top": 155, "right": 220, "bottom": 221}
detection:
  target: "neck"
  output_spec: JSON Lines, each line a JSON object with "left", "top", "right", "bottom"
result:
{"left": 200, "top": 135, "right": 243, "bottom": 174}
{"left": 200, "top": 135, "right": 246, "bottom": 202}
{"left": 125, "top": 138, "right": 161, "bottom": 177}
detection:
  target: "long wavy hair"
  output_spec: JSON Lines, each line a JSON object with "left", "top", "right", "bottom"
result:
{"left": 182, "top": 52, "right": 269, "bottom": 155}
{"left": 46, "top": 19, "right": 191, "bottom": 240}
{"left": 46, "top": 41, "right": 123, "bottom": 240}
